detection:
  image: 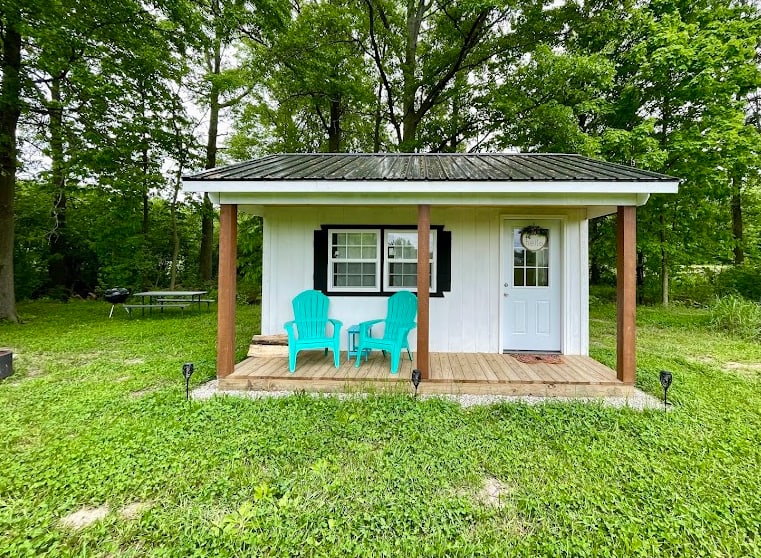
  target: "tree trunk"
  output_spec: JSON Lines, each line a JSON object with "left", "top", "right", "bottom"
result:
{"left": 660, "top": 214, "right": 669, "bottom": 306}
{"left": 141, "top": 143, "right": 149, "bottom": 236}
{"left": 731, "top": 175, "right": 743, "bottom": 265}
{"left": 48, "top": 77, "right": 70, "bottom": 295}
{"left": 170, "top": 173, "right": 181, "bottom": 289}
{"left": 199, "top": 42, "right": 222, "bottom": 283}
{"left": 399, "top": 0, "right": 425, "bottom": 153}
{"left": 327, "top": 96, "right": 342, "bottom": 152}
{"left": 0, "top": 16, "right": 21, "bottom": 321}
{"left": 636, "top": 250, "right": 645, "bottom": 305}
{"left": 373, "top": 82, "right": 383, "bottom": 153}
{"left": 658, "top": 94, "right": 671, "bottom": 306}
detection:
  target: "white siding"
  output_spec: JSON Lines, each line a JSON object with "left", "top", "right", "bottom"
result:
{"left": 261, "top": 206, "right": 588, "bottom": 354}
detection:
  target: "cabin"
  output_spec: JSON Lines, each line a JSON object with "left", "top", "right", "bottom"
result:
{"left": 182, "top": 153, "right": 679, "bottom": 396}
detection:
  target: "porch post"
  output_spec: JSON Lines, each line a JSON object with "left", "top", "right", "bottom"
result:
{"left": 417, "top": 204, "right": 430, "bottom": 379}
{"left": 616, "top": 205, "right": 636, "bottom": 384}
{"left": 217, "top": 203, "right": 237, "bottom": 378}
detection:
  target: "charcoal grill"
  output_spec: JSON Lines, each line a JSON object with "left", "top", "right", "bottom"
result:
{"left": 105, "top": 287, "right": 130, "bottom": 317}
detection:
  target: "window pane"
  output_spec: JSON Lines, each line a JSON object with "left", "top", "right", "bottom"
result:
{"left": 527, "top": 268, "right": 536, "bottom": 286}
{"left": 538, "top": 268, "right": 548, "bottom": 287}
{"left": 361, "top": 263, "right": 375, "bottom": 274}
{"left": 537, "top": 249, "right": 548, "bottom": 266}
{"left": 514, "top": 249, "right": 525, "bottom": 266}
{"left": 514, "top": 268, "right": 524, "bottom": 287}
{"left": 333, "top": 260, "right": 376, "bottom": 288}
{"left": 513, "top": 229, "right": 522, "bottom": 248}
{"left": 526, "top": 250, "right": 536, "bottom": 266}
{"left": 400, "top": 246, "right": 414, "bottom": 259}
{"left": 329, "top": 230, "right": 379, "bottom": 290}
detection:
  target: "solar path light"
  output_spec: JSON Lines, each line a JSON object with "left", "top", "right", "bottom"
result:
{"left": 183, "top": 363, "right": 195, "bottom": 401}
{"left": 659, "top": 370, "right": 673, "bottom": 412}
{"left": 411, "top": 369, "right": 422, "bottom": 399}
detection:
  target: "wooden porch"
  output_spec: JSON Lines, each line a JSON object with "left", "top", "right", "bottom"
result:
{"left": 220, "top": 351, "right": 632, "bottom": 397}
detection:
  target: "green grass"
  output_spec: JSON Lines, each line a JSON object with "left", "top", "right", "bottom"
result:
{"left": 1, "top": 300, "right": 760, "bottom": 557}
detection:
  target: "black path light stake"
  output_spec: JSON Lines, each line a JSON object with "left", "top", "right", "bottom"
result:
{"left": 182, "top": 363, "right": 195, "bottom": 401}
{"left": 659, "top": 370, "right": 673, "bottom": 412}
{"left": 411, "top": 369, "right": 422, "bottom": 399}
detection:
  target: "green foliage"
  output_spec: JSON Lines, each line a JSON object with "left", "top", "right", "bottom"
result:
{"left": 1, "top": 302, "right": 761, "bottom": 556}
{"left": 714, "top": 264, "right": 761, "bottom": 301}
{"left": 669, "top": 267, "right": 718, "bottom": 305}
{"left": 710, "top": 295, "right": 761, "bottom": 339}
{"left": 237, "top": 214, "right": 263, "bottom": 303}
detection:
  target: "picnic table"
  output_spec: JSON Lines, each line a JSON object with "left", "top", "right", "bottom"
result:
{"left": 125, "top": 290, "right": 213, "bottom": 316}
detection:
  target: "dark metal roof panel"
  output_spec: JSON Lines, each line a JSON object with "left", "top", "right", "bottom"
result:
{"left": 184, "top": 153, "right": 679, "bottom": 182}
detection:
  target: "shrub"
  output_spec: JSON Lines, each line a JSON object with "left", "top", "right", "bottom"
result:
{"left": 714, "top": 264, "right": 761, "bottom": 301}
{"left": 710, "top": 295, "right": 761, "bottom": 340}
{"left": 671, "top": 267, "right": 718, "bottom": 305}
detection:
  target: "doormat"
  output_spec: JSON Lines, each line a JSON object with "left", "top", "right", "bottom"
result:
{"left": 508, "top": 353, "right": 564, "bottom": 364}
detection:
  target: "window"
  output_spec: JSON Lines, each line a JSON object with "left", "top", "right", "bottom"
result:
{"left": 512, "top": 228, "right": 549, "bottom": 287}
{"left": 384, "top": 230, "right": 436, "bottom": 292}
{"left": 317, "top": 225, "right": 450, "bottom": 297}
{"left": 328, "top": 230, "right": 380, "bottom": 292}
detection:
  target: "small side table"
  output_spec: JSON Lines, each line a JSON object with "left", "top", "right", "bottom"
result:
{"left": 347, "top": 324, "right": 371, "bottom": 363}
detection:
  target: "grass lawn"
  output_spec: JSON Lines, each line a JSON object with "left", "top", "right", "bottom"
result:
{"left": 1, "top": 300, "right": 760, "bottom": 557}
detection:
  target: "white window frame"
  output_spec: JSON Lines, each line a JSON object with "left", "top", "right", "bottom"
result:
{"left": 383, "top": 229, "right": 437, "bottom": 293}
{"left": 327, "top": 228, "right": 381, "bottom": 292}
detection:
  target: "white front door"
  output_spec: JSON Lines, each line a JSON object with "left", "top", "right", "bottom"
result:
{"left": 502, "top": 219, "right": 562, "bottom": 352}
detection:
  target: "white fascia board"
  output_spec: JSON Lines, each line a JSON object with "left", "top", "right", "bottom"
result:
{"left": 182, "top": 178, "right": 680, "bottom": 195}
{"left": 217, "top": 191, "right": 650, "bottom": 208}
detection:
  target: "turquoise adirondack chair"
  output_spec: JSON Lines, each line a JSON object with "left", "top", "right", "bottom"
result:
{"left": 284, "top": 290, "right": 343, "bottom": 373}
{"left": 355, "top": 291, "right": 417, "bottom": 374}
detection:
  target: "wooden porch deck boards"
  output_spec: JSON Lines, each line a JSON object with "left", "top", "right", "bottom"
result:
{"left": 221, "top": 352, "right": 632, "bottom": 397}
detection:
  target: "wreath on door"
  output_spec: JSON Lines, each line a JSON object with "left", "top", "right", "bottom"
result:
{"left": 519, "top": 225, "right": 549, "bottom": 251}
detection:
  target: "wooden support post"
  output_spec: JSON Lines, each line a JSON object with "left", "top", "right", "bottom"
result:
{"left": 417, "top": 204, "right": 430, "bottom": 379}
{"left": 217, "top": 204, "right": 237, "bottom": 378}
{"left": 616, "top": 205, "right": 636, "bottom": 384}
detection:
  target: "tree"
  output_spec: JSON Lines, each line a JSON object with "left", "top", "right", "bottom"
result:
{"left": 363, "top": 0, "right": 566, "bottom": 152}
{"left": 0, "top": 2, "right": 23, "bottom": 321}
{"left": 230, "top": 0, "right": 378, "bottom": 155}
{"left": 190, "top": 0, "right": 287, "bottom": 282}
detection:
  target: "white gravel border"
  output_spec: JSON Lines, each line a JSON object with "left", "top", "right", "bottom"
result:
{"left": 191, "top": 380, "right": 666, "bottom": 411}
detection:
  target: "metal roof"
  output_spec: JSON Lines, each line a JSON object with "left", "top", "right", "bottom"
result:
{"left": 184, "top": 153, "right": 678, "bottom": 183}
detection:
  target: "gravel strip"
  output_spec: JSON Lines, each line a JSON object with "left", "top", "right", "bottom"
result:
{"left": 192, "top": 380, "right": 665, "bottom": 410}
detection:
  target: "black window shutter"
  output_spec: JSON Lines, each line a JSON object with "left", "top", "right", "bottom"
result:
{"left": 314, "top": 229, "right": 328, "bottom": 293}
{"left": 437, "top": 230, "right": 451, "bottom": 293}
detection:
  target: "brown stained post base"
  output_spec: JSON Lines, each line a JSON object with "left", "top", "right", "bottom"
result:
{"left": 217, "top": 204, "right": 238, "bottom": 378}
{"left": 417, "top": 204, "right": 430, "bottom": 379}
{"left": 616, "top": 206, "right": 636, "bottom": 384}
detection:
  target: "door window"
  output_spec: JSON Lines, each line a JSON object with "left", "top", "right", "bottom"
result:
{"left": 513, "top": 228, "right": 549, "bottom": 287}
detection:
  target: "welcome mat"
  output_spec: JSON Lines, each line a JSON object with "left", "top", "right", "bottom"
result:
{"left": 508, "top": 353, "right": 564, "bottom": 364}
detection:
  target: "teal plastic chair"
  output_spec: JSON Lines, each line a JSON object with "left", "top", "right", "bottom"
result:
{"left": 284, "top": 290, "right": 343, "bottom": 373}
{"left": 355, "top": 291, "right": 417, "bottom": 374}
